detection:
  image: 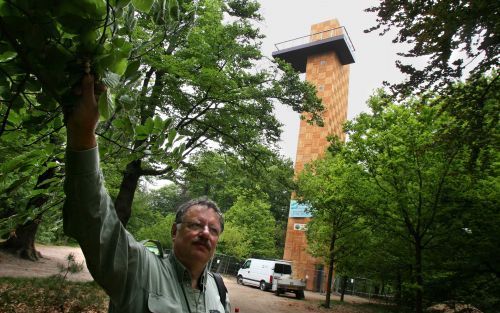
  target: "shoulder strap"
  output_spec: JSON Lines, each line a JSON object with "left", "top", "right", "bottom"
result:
{"left": 212, "top": 272, "right": 227, "bottom": 308}
{"left": 139, "top": 239, "right": 164, "bottom": 258}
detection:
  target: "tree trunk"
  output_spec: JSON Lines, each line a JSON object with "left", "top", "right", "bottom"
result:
{"left": 324, "top": 236, "right": 336, "bottom": 308}
{"left": 395, "top": 271, "right": 402, "bottom": 306}
{"left": 0, "top": 215, "right": 42, "bottom": 260}
{"left": 0, "top": 162, "right": 56, "bottom": 261}
{"left": 114, "top": 159, "right": 142, "bottom": 226}
{"left": 415, "top": 238, "right": 423, "bottom": 313}
{"left": 340, "top": 276, "right": 348, "bottom": 302}
{"left": 112, "top": 69, "right": 165, "bottom": 227}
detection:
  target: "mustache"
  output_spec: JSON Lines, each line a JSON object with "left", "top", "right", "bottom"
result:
{"left": 193, "top": 237, "right": 212, "bottom": 250}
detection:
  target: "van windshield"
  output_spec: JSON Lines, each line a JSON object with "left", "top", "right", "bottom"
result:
{"left": 274, "top": 263, "right": 292, "bottom": 274}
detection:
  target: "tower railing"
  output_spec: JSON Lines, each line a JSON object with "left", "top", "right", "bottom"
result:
{"left": 274, "top": 26, "right": 355, "bottom": 53}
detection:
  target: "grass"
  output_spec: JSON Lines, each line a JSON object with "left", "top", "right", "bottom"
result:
{"left": 0, "top": 276, "right": 108, "bottom": 313}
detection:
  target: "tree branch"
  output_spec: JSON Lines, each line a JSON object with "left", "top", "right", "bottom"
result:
{"left": 0, "top": 16, "right": 61, "bottom": 104}
{"left": 0, "top": 75, "right": 27, "bottom": 137}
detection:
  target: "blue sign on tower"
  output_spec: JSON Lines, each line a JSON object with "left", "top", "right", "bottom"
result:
{"left": 289, "top": 200, "right": 313, "bottom": 218}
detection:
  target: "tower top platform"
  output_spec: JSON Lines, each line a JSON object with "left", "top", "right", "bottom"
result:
{"left": 272, "top": 26, "right": 355, "bottom": 73}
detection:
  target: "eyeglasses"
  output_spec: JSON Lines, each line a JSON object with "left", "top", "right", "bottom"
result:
{"left": 179, "top": 221, "right": 221, "bottom": 237}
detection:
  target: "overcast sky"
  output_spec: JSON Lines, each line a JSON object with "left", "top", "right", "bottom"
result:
{"left": 257, "top": 0, "right": 408, "bottom": 163}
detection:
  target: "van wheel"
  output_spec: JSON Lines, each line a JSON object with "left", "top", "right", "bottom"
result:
{"left": 296, "top": 290, "right": 305, "bottom": 299}
{"left": 237, "top": 275, "right": 243, "bottom": 285}
{"left": 259, "top": 281, "right": 267, "bottom": 291}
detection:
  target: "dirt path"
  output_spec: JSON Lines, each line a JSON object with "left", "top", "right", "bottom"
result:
{"left": 0, "top": 244, "right": 92, "bottom": 281}
{"left": 0, "top": 245, "right": 372, "bottom": 313}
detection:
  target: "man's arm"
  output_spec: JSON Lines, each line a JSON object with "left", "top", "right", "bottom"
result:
{"left": 63, "top": 75, "right": 146, "bottom": 307}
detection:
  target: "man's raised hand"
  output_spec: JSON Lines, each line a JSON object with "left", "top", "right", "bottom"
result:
{"left": 66, "top": 74, "right": 104, "bottom": 151}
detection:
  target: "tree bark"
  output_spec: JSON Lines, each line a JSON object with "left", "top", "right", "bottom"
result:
{"left": 114, "top": 159, "right": 142, "bottom": 226}
{"left": 340, "top": 276, "right": 348, "bottom": 302}
{"left": 415, "top": 237, "right": 423, "bottom": 313}
{"left": 0, "top": 161, "right": 56, "bottom": 261}
{"left": 324, "top": 235, "right": 336, "bottom": 308}
{"left": 113, "top": 69, "right": 166, "bottom": 227}
{"left": 395, "top": 271, "right": 402, "bottom": 306}
{"left": 0, "top": 215, "right": 42, "bottom": 260}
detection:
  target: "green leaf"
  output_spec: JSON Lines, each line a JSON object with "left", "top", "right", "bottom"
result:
{"left": 132, "top": 0, "right": 154, "bottom": 12}
{"left": 98, "top": 89, "right": 114, "bottom": 120}
{"left": 168, "top": 0, "right": 179, "bottom": 20}
{"left": 123, "top": 4, "right": 137, "bottom": 33}
{"left": 46, "top": 162, "right": 59, "bottom": 168}
{"left": 164, "top": 117, "right": 173, "bottom": 130}
{"left": 152, "top": 0, "right": 166, "bottom": 24}
{"left": 123, "top": 60, "right": 141, "bottom": 81}
{"left": 96, "top": 53, "right": 115, "bottom": 72}
{"left": 52, "top": 115, "right": 63, "bottom": 130}
{"left": 45, "top": 144, "right": 56, "bottom": 155}
{"left": 0, "top": 151, "right": 40, "bottom": 174}
{"left": 37, "top": 177, "right": 60, "bottom": 187}
{"left": 113, "top": 0, "right": 132, "bottom": 10}
{"left": 134, "top": 125, "right": 148, "bottom": 140}
{"left": 117, "top": 94, "right": 136, "bottom": 110}
{"left": 153, "top": 116, "right": 163, "bottom": 130}
{"left": 0, "top": 51, "right": 17, "bottom": 62}
{"left": 135, "top": 124, "right": 149, "bottom": 137}
{"left": 111, "top": 58, "right": 129, "bottom": 76}
{"left": 4, "top": 176, "right": 31, "bottom": 194}
{"left": 112, "top": 36, "right": 126, "bottom": 48}
{"left": 145, "top": 117, "right": 154, "bottom": 133}
{"left": 154, "top": 132, "right": 166, "bottom": 149}
{"left": 102, "top": 71, "right": 121, "bottom": 88}
{"left": 167, "top": 128, "right": 176, "bottom": 146}
{"left": 80, "top": 30, "right": 99, "bottom": 49}
{"left": 7, "top": 110, "right": 21, "bottom": 125}
{"left": 0, "top": 0, "right": 6, "bottom": 13}
{"left": 28, "top": 189, "right": 46, "bottom": 197}
{"left": 112, "top": 118, "right": 125, "bottom": 129}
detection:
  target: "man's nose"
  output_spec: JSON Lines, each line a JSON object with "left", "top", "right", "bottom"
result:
{"left": 199, "top": 225, "right": 211, "bottom": 237}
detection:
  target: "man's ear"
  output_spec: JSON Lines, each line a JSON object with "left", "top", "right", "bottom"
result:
{"left": 171, "top": 223, "right": 177, "bottom": 239}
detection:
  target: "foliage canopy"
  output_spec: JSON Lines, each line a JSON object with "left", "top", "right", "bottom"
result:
{"left": 366, "top": 0, "right": 499, "bottom": 94}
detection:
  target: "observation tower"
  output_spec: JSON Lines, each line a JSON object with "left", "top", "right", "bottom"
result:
{"left": 273, "top": 19, "right": 355, "bottom": 291}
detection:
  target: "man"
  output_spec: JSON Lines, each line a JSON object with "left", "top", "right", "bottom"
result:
{"left": 63, "top": 74, "right": 230, "bottom": 313}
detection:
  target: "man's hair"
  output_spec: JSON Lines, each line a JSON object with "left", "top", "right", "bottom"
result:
{"left": 174, "top": 197, "right": 224, "bottom": 233}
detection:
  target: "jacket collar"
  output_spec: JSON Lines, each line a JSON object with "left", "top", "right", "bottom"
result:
{"left": 169, "top": 253, "right": 208, "bottom": 291}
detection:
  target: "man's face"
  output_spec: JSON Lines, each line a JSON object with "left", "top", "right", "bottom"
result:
{"left": 172, "top": 205, "right": 221, "bottom": 271}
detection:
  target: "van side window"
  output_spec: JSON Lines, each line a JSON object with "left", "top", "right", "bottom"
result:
{"left": 274, "top": 263, "right": 292, "bottom": 275}
{"left": 243, "top": 260, "right": 251, "bottom": 269}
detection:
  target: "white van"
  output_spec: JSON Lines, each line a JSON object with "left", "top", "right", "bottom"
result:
{"left": 236, "top": 258, "right": 293, "bottom": 291}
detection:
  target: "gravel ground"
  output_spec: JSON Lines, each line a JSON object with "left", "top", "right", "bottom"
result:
{"left": 226, "top": 275, "right": 371, "bottom": 313}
